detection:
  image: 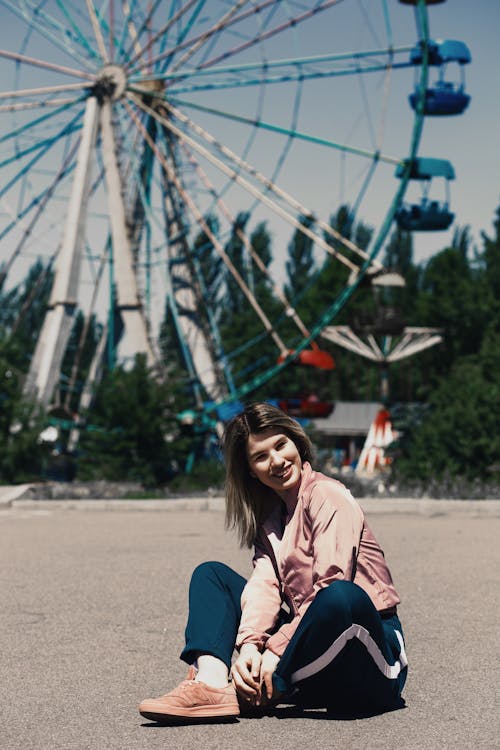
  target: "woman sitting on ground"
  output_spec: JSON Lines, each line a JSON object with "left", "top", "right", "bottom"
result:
{"left": 139, "top": 402, "right": 407, "bottom": 722}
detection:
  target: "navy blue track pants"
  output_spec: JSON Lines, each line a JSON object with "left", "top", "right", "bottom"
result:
{"left": 181, "top": 561, "right": 407, "bottom": 714}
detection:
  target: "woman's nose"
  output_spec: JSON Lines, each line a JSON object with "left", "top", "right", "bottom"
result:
{"left": 270, "top": 450, "right": 284, "bottom": 466}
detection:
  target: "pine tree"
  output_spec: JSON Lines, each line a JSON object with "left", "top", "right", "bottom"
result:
{"left": 285, "top": 214, "right": 316, "bottom": 302}
{"left": 0, "top": 259, "right": 54, "bottom": 372}
{"left": 219, "top": 218, "right": 281, "bottom": 397}
{"left": 193, "top": 214, "right": 223, "bottom": 320}
{"left": 480, "top": 205, "right": 500, "bottom": 320}
{"left": 223, "top": 211, "right": 250, "bottom": 316}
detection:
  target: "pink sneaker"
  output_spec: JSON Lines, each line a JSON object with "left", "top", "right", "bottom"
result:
{"left": 139, "top": 667, "right": 240, "bottom": 723}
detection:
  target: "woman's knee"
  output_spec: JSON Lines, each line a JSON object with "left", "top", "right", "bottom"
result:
{"left": 190, "top": 560, "right": 231, "bottom": 586}
{"left": 313, "top": 580, "right": 372, "bottom": 622}
{"left": 190, "top": 561, "right": 246, "bottom": 601}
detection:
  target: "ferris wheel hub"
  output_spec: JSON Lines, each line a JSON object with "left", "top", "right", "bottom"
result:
{"left": 94, "top": 64, "right": 128, "bottom": 101}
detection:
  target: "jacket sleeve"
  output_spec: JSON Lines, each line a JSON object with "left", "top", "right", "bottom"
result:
{"left": 266, "top": 483, "right": 364, "bottom": 656}
{"left": 235, "top": 533, "right": 283, "bottom": 652}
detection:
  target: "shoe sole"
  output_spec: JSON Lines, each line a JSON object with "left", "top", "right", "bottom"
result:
{"left": 140, "top": 708, "right": 240, "bottom": 724}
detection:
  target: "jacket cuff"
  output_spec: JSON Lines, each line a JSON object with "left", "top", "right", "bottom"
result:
{"left": 264, "top": 630, "right": 290, "bottom": 657}
{"left": 236, "top": 632, "right": 267, "bottom": 652}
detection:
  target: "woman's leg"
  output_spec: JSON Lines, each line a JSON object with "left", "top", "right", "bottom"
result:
{"left": 181, "top": 561, "right": 247, "bottom": 671}
{"left": 273, "top": 580, "right": 407, "bottom": 714}
{"left": 139, "top": 561, "right": 246, "bottom": 722}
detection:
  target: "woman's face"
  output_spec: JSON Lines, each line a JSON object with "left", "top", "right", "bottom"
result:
{"left": 246, "top": 428, "right": 303, "bottom": 499}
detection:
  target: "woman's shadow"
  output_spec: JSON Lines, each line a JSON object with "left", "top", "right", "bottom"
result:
{"left": 140, "top": 697, "right": 406, "bottom": 726}
{"left": 269, "top": 696, "right": 406, "bottom": 721}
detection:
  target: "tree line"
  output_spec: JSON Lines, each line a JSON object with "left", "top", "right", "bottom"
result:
{"left": 0, "top": 202, "right": 499, "bottom": 491}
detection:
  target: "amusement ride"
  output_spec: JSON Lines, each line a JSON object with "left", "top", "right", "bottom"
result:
{"left": 0, "top": 0, "right": 471, "bottom": 440}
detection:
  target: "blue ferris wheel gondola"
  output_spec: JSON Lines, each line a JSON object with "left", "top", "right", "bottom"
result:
{"left": 395, "top": 158, "right": 455, "bottom": 232}
{"left": 409, "top": 39, "right": 471, "bottom": 116}
{"left": 395, "top": 200, "right": 454, "bottom": 232}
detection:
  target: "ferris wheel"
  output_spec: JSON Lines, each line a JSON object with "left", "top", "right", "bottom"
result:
{"left": 0, "top": 0, "right": 452, "bottom": 424}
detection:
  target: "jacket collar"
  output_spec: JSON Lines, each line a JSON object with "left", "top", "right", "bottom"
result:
{"left": 261, "top": 460, "right": 317, "bottom": 538}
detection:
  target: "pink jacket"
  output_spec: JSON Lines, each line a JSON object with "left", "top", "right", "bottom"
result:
{"left": 236, "top": 462, "right": 400, "bottom": 657}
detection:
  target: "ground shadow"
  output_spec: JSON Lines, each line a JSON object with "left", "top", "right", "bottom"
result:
{"left": 140, "top": 699, "right": 406, "bottom": 726}
{"left": 269, "top": 697, "right": 407, "bottom": 721}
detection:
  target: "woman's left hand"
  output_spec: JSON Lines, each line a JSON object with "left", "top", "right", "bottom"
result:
{"left": 260, "top": 649, "right": 281, "bottom": 701}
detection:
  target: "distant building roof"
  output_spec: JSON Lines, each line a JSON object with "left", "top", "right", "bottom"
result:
{"left": 309, "top": 401, "right": 383, "bottom": 436}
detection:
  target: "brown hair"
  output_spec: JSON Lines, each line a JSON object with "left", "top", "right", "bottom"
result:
{"left": 223, "top": 402, "right": 313, "bottom": 548}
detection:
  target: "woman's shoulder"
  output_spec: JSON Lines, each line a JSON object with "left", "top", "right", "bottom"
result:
{"left": 301, "top": 463, "right": 351, "bottom": 497}
{"left": 301, "top": 464, "right": 362, "bottom": 514}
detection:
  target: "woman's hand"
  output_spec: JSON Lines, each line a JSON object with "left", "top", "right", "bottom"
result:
{"left": 260, "top": 649, "right": 280, "bottom": 701}
{"left": 231, "top": 644, "right": 262, "bottom": 702}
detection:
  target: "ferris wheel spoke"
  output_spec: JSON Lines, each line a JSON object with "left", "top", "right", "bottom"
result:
{"left": 347, "top": 59, "right": 394, "bottom": 222}
{"left": 0, "top": 49, "right": 95, "bottom": 80}
{"left": 0, "top": 99, "right": 84, "bottom": 146}
{"left": 0, "top": 141, "right": 79, "bottom": 287}
{"left": 153, "top": 46, "right": 411, "bottom": 93}
{"left": 0, "top": 0, "right": 99, "bottom": 71}
{"left": 161, "top": 100, "right": 385, "bottom": 268}
{"left": 53, "top": 0, "right": 103, "bottom": 64}
{"left": 188, "top": 0, "right": 341, "bottom": 73}
{"left": 0, "top": 108, "right": 83, "bottom": 205}
{"left": 151, "top": 0, "right": 251, "bottom": 76}
{"left": 179, "top": 138, "right": 313, "bottom": 343}
{"left": 126, "top": 98, "right": 290, "bottom": 358}
{"left": 128, "top": 0, "right": 274, "bottom": 76}
{"left": 0, "top": 96, "right": 84, "bottom": 114}
{"left": 84, "top": 0, "right": 109, "bottom": 63}
{"left": 154, "top": 134, "right": 232, "bottom": 400}
{"left": 134, "top": 96, "right": 361, "bottom": 276}
{"left": 0, "top": 119, "right": 80, "bottom": 170}
{"left": 117, "top": 0, "right": 140, "bottom": 62}
{"left": 121, "top": 0, "right": 150, "bottom": 65}
{"left": 170, "top": 91, "right": 400, "bottom": 230}
{"left": 0, "top": 82, "right": 92, "bottom": 102}
{"left": 124, "top": 0, "right": 203, "bottom": 71}
{"left": 166, "top": 61, "right": 410, "bottom": 94}
{"left": 170, "top": 98, "right": 401, "bottom": 167}
{"left": 356, "top": 64, "right": 378, "bottom": 152}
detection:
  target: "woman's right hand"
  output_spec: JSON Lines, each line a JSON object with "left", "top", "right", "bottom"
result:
{"left": 231, "top": 643, "right": 262, "bottom": 702}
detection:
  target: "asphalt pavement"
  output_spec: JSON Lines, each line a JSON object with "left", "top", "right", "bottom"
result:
{"left": 1, "top": 496, "right": 499, "bottom": 750}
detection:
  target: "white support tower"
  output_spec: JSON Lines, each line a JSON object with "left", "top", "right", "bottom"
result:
{"left": 24, "top": 96, "right": 99, "bottom": 408}
{"left": 99, "top": 98, "right": 155, "bottom": 368}
{"left": 24, "top": 66, "right": 158, "bottom": 411}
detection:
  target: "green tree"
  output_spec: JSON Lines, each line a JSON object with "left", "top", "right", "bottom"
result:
{"left": 77, "top": 354, "right": 191, "bottom": 486}
{"left": 480, "top": 205, "right": 500, "bottom": 324}
{"left": 285, "top": 214, "right": 316, "bottom": 302}
{"left": 415, "top": 242, "right": 486, "bottom": 376}
{"left": 193, "top": 214, "right": 223, "bottom": 318}
{"left": 0, "top": 259, "right": 54, "bottom": 373}
{"left": 0, "top": 356, "right": 47, "bottom": 482}
{"left": 391, "top": 329, "right": 500, "bottom": 482}
{"left": 249, "top": 221, "right": 273, "bottom": 291}
{"left": 60, "top": 311, "right": 103, "bottom": 414}
{"left": 219, "top": 219, "right": 284, "bottom": 399}
{"left": 223, "top": 211, "right": 250, "bottom": 316}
